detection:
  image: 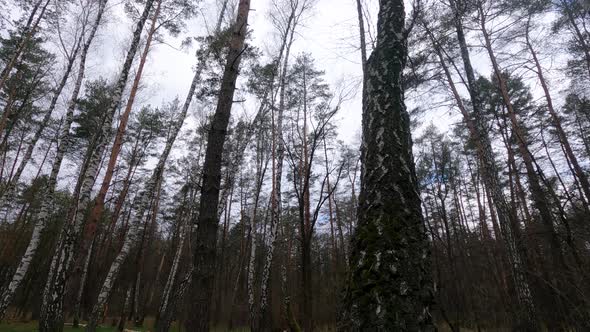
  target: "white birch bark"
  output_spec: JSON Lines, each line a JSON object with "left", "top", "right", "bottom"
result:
{"left": 0, "top": 1, "right": 106, "bottom": 320}
{"left": 72, "top": 239, "right": 93, "bottom": 327}
{"left": 246, "top": 126, "right": 270, "bottom": 329}
{"left": 41, "top": 127, "right": 109, "bottom": 330}
{"left": 87, "top": 63, "right": 199, "bottom": 330}
{"left": 259, "top": 18, "right": 296, "bottom": 319}
{"left": 217, "top": 101, "right": 267, "bottom": 218}
{"left": 158, "top": 213, "right": 188, "bottom": 318}
{"left": 247, "top": 208, "right": 259, "bottom": 328}
{"left": 40, "top": 1, "right": 155, "bottom": 330}
{"left": 155, "top": 264, "right": 193, "bottom": 332}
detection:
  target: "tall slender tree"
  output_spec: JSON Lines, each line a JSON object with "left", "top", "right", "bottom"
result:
{"left": 0, "top": 0, "right": 106, "bottom": 321}
{"left": 39, "top": 1, "right": 156, "bottom": 330}
{"left": 187, "top": 0, "right": 251, "bottom": 330}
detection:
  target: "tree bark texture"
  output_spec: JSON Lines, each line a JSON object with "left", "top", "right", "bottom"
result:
{"left": 187, "top": 1, "right": 250, "bottom": 330}
{"left": 343, "top": 1, "right": 434, "bottom": 330}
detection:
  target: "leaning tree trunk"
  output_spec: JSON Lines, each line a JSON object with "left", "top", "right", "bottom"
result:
{"left": 443, "top": 2, "right": 539, "bottom": 328}
{"left": 258, "top": 10, "right": 296, "bottom": 329}
{"left": 86, "top": 29, "right": 203, "bottom": 327}
{"left": 157, "top": 210, "right": 188, "bottom": 324}
{"left": 86, "top": 95, "right": 188, "bottom": 332}
{"left": 342, "top": 0, "right": 434, "bottom": 330}
{"left": 88, "top": 15, "right": 222, "bottom": 331}
{"left": 40, "top": 112, "right": 110, "bottom": 332}
{"left": 81, "top": 0, "right": 162, "bottom": 253}
{"left": 478, "top": 2, "right": 568, "bottom": 284}
{"left": 0, "top": 0, "right": 106, "bottom": 321}
{"left": 72, "top": 239, "right": 94, "bottom": 328}
{"left": 156, "top": 265, "right": 193, "bottom": 332}
{"left": 187, "top": 1, "right": 250, "bottom": 331}
{"left": 40, "top": 1, "right": 154, "bottom": 331}
{"left": 525, "top": 16, "right": 590, "bottom": 205}
{"left": 6, "top": 29, "right": 85, "bottom": 191}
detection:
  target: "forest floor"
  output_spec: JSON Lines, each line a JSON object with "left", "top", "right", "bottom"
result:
{"left": 0, "top": 321, "right": 147, "bottom": 332}
{"left": 0, "top": 321, "right": 250, "bottom": 332}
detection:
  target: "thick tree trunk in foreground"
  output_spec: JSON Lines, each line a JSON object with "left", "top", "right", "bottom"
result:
{"left": 187, "top": 1, "right": 250, "bottom": 330}
{"left": 342, "top": 1, "right": 434, "bottom": 330}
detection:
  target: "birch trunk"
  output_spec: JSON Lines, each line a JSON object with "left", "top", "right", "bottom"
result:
{"left": 82, "top": 0, "right": 162, "bottom": 251}
{"left": 40, "top": 118, "right": 109, "bottom": 332}
{"left": 72, "top": 239, "right": 94, "bottom": 328}
{"left": 133, "top": 182, "right": 162, "bottom": 327}
{"left": 157, "top": 212, "right": 188, "bottom": 322}
{"left": 88, "top": 24, "right": 212, "bottom": 330}
{"left": 247, "top": 129, "right": 269, "bottom": 330}
{"left": 478, "top": 2, "right": 568, "bottom": 282}
{"left": 343, "top": 0, "right": 434, "bottom": 329}
{"left": 40, "top": 1, "right": 155, "bottom": 330}
{"left": 87, "top": 31, "right": 203, "bottom": 326}
{"left": 0, "top": 0, "right": 106, "bottom": 320}
{"left": 156, "top": 265, "right": 193, "bottom": 332}
{"left": 259, "top": 9, "right": 297, "bottom": 327}
{"left": 217, "top": 101, "right": 266, "bottom": 218}
{"left": 86, "top": 95, "right": 187, "bottom": 331}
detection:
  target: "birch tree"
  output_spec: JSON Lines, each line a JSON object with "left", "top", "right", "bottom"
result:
{"left": 342, "top": 0, "right": 435, "bottom": 329}
{"left": 79, "top": 0, "right": 199, "bottom": 263}
{"left": 0, "top": 0, "right": 106, "bottom": 321}
{"left": 39, "top": 1, "right": 156, "bottom": 330}
{"left": 258, "top": 1, "right": 316, "bottom": 329}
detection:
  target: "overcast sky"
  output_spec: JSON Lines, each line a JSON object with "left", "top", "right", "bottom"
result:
{"left": 86, "top": 0, "right": 373, "bottom": 147}
{"left": 81, "top": 0, "right": 522, "bottom": 147}
{"left": 10, "top": 0, "right": 578, "bottom": 191}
